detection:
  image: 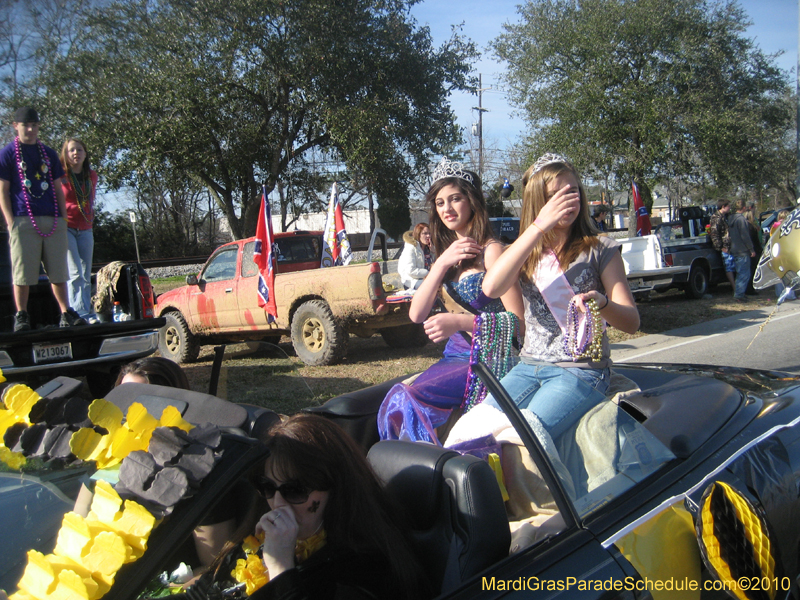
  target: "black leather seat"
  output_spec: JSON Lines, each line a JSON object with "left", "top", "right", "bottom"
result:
{"left": 303, "top": 374, "right": 409, "bottom": 451}
{"left": 367, "top": 440, "right": 510, "bottom": 595}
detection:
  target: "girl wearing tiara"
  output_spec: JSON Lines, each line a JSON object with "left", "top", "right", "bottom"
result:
{"left": 377, "top": 158, "right": 524, "bottom": 444}
{"left": 481, "top": 154, "right": 639, "bottom": 440}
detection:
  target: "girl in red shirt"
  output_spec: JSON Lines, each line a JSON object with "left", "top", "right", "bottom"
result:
{"left": 60, "top": 138, "right": 98, "bottom": 321}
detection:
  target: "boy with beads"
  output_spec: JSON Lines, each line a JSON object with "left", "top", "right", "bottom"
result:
{"left": 0, "top": 107, "right": 86, "bottom": 331}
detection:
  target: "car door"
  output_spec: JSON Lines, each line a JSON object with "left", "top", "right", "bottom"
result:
{"left": 441, "top": 362, "right": 678, "bottom": 599}
{"left": 237, "top": 240, "right": 276, "bottom": 329}
{"left": 188, "top": 244, "right": 241, "bottom": 331}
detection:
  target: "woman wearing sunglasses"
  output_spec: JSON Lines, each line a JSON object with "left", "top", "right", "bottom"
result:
{"left": 202, "top": 414, "right": 429, "bottom": 600}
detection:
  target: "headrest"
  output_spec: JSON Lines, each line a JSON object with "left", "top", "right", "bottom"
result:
{"left": 368, "top": 440, "right": 458, "bottom": 530}
{"left": 104, "top": 383, "right": 248, "bottom": 429}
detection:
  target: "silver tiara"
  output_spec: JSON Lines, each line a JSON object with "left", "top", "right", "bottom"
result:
{"left": 530, "top": 153, "right": 570, "bottom": 176}
{"left": 431, "top": 157, "right": 474, "bottom": 185}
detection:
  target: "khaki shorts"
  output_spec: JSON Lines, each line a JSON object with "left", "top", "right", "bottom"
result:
{"left": 9, "top": 215, "right": 68, "bottom": 286}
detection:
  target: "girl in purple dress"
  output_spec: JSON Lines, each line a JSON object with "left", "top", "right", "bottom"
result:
{"left": 377, "top": 159, "right": 524, "bottom": 444}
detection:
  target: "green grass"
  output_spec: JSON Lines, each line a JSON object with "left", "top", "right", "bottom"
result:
{"left": 151, "top": 276, "right": 188, "bottom": 297}
{"left": 155, "top": 281, "right": 777, "bottom": 416}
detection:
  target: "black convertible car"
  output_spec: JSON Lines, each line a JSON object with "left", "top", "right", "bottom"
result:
{"left": 3, "top": 357, "right": 800, "bottom": 600}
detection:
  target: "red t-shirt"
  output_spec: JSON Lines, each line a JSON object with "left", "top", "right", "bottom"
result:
{"left": 62, "top": 170, "right": 98, "bottom": 230}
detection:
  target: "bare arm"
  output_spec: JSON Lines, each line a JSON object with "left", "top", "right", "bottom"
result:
{"left": 0, "top": 179, "right": 12, "bottom": 229}
{"left": 574, "top": 252, "right": 640, "bottom": 334}
{"left": 483, "top": 241, "right": 526, "bottom": 339}
{"left": 408, "top": 236, "right": 483, "bottom": 323}
{"left": 483, "top": 183, "right": 580, "bottom": 298}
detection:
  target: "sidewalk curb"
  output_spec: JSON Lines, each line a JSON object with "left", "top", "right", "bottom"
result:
{"left": 610, "top": 300, "right": 800, "bottom": 362}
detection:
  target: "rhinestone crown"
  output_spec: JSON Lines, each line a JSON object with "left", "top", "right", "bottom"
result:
{"left": 431, "top": 157, "right": 474, "bottom": 185}
{"left": 530, "top": 153, "right": 570, "bottom": 176}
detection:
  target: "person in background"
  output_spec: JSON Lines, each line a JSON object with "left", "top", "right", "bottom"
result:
{"left": 397, "top": 222, "right": 434, "bottom": 290}
{"left": 591, "top": 205, "right": 609, "bottom": 232}
{"left": 115, "top": 356, "right": 191, "bottom": 388}
{"left": 0, "top": 107, "right": 86, "bottom": 331}
{"left": 742, "top": 207, "right": 762, "bottom": 296}
{"left": 187, "top": 415, "right": 429, "bottom": 600}
{"left": 727, "top": 199, "right": 755, "bottom": 302}
{"left": 708, "top": 199, "right": 736, "bottom": 290}
{"left": 60, "top": 138, "right": 99, "bottom": 322}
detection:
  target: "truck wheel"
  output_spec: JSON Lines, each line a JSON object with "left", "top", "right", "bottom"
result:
{"left": 291, "top": 300, "right": 348, "bottom": 366}
{"left": 159, "top": 312, "right": 200, "bottom": 363}
{"left": 685, "top": 265, "right": 710, "bottom": 299}
{"left": 380, "top": 323, "right": 429, "bottom": 348}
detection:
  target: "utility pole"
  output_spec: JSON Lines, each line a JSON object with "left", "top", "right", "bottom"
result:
{"left": 472, "top": 73, "right": 489, "bottom": 185}
{"left": 796, "top": 0, "right": 799, "bottom": 198}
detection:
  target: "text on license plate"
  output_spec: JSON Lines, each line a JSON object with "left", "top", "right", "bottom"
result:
{"left": 33, "top": 342, "right": 73, "bottom": 364}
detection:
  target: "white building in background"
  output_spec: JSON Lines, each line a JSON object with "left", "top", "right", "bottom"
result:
{"left": 271, "top": 208, "right": 377, "bottom": 235}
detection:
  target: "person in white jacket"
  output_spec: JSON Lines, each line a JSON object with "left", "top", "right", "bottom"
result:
{"left": 398, "top": 223, "right": 433, "bottom": 290}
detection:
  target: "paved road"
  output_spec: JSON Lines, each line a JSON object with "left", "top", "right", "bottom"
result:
{"left": 611, "top": 300, "right": 800, "bottom": 374}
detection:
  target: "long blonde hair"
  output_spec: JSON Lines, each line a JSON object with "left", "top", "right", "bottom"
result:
{"left": 519, "top": 158, "right": 597, "bottom": 281}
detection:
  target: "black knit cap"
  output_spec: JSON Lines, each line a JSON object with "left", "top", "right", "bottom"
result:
{"left": 13, "top": 107, "right": 39, "bottom": 123}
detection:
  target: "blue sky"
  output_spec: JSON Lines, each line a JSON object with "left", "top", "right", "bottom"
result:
{"left": 410, "top": 0, "right": 799, "bottom": 154}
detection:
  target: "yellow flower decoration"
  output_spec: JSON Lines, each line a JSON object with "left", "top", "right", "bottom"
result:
{"left": 0, "top": 367, "right": 6, "bottom": 382}
{"left": 0, "top": 445, "right": 27, "bottom": 469}
{"left": 86, "top": 481, "right": 155, "bottom": 557}
{"left": 70, "top": 400, "right": 194, "bottom": 470}
{"left": 13, "top": 479, "right": 156, "bottom": 600}
{"left": 241, "top": 534, "right": 263, "bottom": 555}
{"left": 0, "top": 384, "right": 40, "bottom": 440}
{"left": 232, "top": 554, "right": 269, "bottom": 595}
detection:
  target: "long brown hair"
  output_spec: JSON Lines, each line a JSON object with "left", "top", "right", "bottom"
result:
{"left": 519, "top": 158, "right": 597, "bottom": 280}
{"left": 216, "top": 415, "right": 427, "bottom": 599}
{"left": 426, "top": 172, "right": 494, "bottom": 274}
{"left": 412, "top": 222, "right": 430, "bottom": 246}
{"left": 60, "top": 138, "right": 92, "bottom": 180}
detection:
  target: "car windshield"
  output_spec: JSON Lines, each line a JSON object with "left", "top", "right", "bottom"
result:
{"left": 1, "top": 463, "right": 93, "bottom": 591}
{"left": 454, "top": 362, "right": 676, "bottom": 529}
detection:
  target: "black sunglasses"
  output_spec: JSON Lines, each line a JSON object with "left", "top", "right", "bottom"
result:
{"left": 253, "top": 475, "right": 310, "bottom": 505}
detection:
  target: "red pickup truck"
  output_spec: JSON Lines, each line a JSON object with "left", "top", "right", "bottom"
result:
{"left": 155, "top": 231, "right": 424, "bottom": 366}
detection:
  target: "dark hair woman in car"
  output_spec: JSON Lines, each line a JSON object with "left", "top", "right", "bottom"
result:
{"left": 199, "top": 414, "right": 429, "bottom": 600}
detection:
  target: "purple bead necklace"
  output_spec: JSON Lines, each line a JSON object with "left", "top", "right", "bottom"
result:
{"left": 14, "top": 137, "right": 58, "bottom": 237}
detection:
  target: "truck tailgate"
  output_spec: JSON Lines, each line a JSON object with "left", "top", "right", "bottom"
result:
{"left": 0, "top": 318, "right": 165, "bottom": 376}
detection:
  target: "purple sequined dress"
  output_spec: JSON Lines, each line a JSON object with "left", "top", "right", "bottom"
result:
{"left": 377, "top": 272, "right": 504, "bottom": 444}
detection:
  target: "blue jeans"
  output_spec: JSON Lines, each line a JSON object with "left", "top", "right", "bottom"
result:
{"left": 485, "top": 362, "right": 610, "bottom": 440}
{"left": 733, "top": 254, "right": 750, "bottom": 299}
{"left": 67, "top": 227, "right": 94, "bottom": 317}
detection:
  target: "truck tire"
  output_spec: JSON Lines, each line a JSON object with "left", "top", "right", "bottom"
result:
{"left": 380, "top": 323, "right": 429, "bottom": 348}
{"left": 159, "top": 312, "right": 200, "bottom": 364}
{"left": 685, "top": 265, "right": 710, "bottom": 299}
{"left": 290, "top": 300, "right": 348, "bottom": 366}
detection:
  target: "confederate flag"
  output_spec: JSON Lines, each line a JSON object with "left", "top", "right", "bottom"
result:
{"left": 254, "top": 186, "right": 277, "bottom": 322}
{"left": 632, "top": 181, "right": 652, "bottom": 237}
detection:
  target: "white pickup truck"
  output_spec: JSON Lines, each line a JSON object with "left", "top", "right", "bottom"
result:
{"left": 619, "top": 230, "right": 724, "bottom": 298}
{"left": 491, "top": 217, "right": 724, "bottom": 299}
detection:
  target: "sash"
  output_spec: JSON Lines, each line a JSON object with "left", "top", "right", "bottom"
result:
{"left": 532, "top": 250, "right": 574, "bottom": 333}
{"left": 532, "top": 250, "right": 604, "bottom": 349}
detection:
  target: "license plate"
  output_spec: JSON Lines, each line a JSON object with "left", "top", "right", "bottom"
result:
{"left": 33, "top": 342, "right": 73, "bottom": 364}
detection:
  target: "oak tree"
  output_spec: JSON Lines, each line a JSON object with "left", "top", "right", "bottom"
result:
{"left": 41, "top": 0, "right": 477, "bottom": 238}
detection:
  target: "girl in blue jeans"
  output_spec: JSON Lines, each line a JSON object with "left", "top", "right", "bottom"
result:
{"left": 482, "top": 155, "right": 640, "bottom": 439}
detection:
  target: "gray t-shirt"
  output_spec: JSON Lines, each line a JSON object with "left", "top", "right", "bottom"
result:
{"left": 520, "top": 236, "right": 620, "bottom": 368}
